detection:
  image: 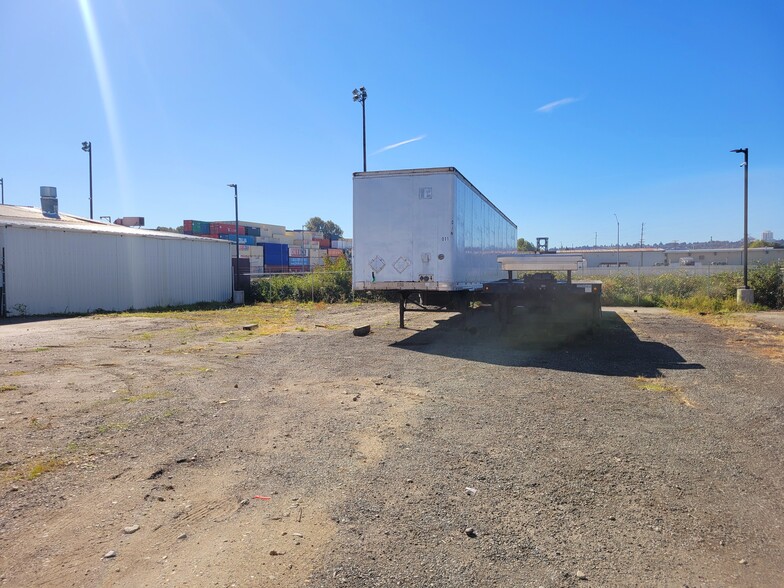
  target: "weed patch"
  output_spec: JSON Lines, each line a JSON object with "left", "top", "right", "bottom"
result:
{"left": 635, "top": 376, "right": 695, "bottom": 407}
{"left": 24, "top": 457, "right": 66, "bottom": 480}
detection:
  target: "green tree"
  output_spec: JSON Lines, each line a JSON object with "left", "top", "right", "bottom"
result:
{"left": 156, "top": 226, "right": 184, "bottom": 233}
{"left": 749, "top": 240, "right": 781, "bottom": 249}
{"left": 305, "top": 217, "right": 344, "bottom": 240}
{"left": 517, "top": 238, "right": 535, "bottom": 251}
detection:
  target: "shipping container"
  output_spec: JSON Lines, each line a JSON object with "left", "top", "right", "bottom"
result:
{"left": 314, "top": 238, "right": 331, "bottom": 249}
{"left": 183, "top": 220, "right": 193, "bottom": 233}
{"left": 191, "top": 220, "right": 211, "bottom": 235}
{"left": 352, "top": 167, "right": 516, "bottom": 292}
{"left": 327, "top": 248, "right": 344, "bottom": 257}
{"left": 219, "top": 234, "right": 256, "bottom": 245}
{"left": 288, "top": 246, "right": 306, "bottom": 257}
{"left": 245, "top": 226, "right": 261, "bottom": 237}
{"left": 289, "top": 257, "right": 310, "bottom": 267}
{"left": 261, "top": 243, "right": 289, "bottom": 267}
{"left": 212, "top": 223, "right": 244, "bottom": 235}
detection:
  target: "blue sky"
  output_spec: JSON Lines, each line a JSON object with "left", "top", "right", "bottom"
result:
{"left": 1, "top": 0, "right": 782, "bottom": 246}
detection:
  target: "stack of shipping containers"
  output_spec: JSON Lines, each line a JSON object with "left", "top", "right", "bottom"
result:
{"left": 183, "top": 220, "right": 351, "bottom": 274}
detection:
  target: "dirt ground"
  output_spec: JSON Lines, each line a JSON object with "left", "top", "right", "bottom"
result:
{"left": 1, "top": 303, "right": 783, "bottom": 587}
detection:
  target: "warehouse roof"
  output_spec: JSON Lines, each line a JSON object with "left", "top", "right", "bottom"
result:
{"left": 0, "top": 204, "right": 227, "bottom": 243}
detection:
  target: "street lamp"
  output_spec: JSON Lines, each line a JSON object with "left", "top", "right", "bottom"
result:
{"left": 614, "top": 213, "right": 620, "bottom": 267}
{"left": 0, "top": 177, "right": 4, "bottom": 205}
{"left": 81, "top": 141, "right": 93, "bottom": 219}
{"left": 730, "top": 148, "right": 749, "bottom": 290}
{"left": 227, "top": 183, "right": 240, "bottom": 294}
{"left": 352, "top": 86, "right": 368, "bottom": 172}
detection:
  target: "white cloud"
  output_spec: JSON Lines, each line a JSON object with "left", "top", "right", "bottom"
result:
{"left": 535, "top": 97, "right": 581, "bottom": 113}
{"left": 373, "top": 135, "right": 426, "bottom": 155}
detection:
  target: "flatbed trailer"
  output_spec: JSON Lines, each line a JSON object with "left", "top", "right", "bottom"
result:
{"left": 480, "top": 254, "right": 602, "bottom": 330}
{"left": 396, "top": 253, "right": 602, "bottom": 332}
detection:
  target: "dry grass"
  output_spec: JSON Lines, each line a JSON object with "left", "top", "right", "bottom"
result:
{"left": 694, "top": 313, "right": 784, "bottom": 363}
{"left": 1, "top": 384, "right": 20, "bottom": 392}
{"left": 2, "top": 456, "right": 69, "bottom": 483}
{"left": 635, "top": 376, "right": 696, "bottom": 407}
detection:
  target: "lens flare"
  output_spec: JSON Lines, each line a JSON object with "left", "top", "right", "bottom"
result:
{"left": 77, "top": 0, "right": 130, "bottom": 208}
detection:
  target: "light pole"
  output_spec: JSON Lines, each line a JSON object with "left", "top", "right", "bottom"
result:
{"left": 614, "top": 213, "right": 620, "bottom": 267}
{"left": 81, "top": 141, "right": 93, "bottom": 219}
{"left": 731, "top": 148, "right": 750, "bottom": 291}
{"left": 0, "top": 177, "right": 4, "bottom": 205}
{"left": 227, "top": 183, "right": 240, "bottom": 294}
{"left": 352, "top": 86, "right": 368, "bottom": 172}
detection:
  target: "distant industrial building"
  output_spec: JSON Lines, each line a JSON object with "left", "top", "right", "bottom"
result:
{"left": 762, "top": 230, "right": 774, "bottom": 242}
{"left": 1, "top": 192, "right": 232, "bottom": 317}
{"left": 560, "top": 247, "right": 784, "bottom": 268}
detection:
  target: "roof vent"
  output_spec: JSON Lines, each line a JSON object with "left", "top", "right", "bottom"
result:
{"left": 40, "top": 186, "right": 60, "bottom": 219}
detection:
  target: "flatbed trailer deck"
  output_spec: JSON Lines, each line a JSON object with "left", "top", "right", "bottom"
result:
{"left": 396, "top": 254, "right": 602, "bottom": 331}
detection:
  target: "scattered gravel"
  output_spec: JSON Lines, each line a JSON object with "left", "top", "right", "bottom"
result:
{"left": 1, "top": 304, "right": 783, "bottom": 587}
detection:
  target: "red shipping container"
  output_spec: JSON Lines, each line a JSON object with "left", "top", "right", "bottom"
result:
{"left": 313, "top": 238, "right": 330, "bottom": 248}
{"left": 183, "top": 220, "right": 193, "bottom": 232}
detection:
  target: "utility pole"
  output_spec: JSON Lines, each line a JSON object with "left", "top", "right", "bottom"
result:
{"left": 640, "top": 223, "right": 645, "bottom": 267}
{"left": 82, "top": 142, "right": 93, "bottom": 219}
{"left": 731, "top": 147, "right": 752, "bottom": 302}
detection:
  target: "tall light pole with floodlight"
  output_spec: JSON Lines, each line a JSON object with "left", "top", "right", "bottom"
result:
{"left": 352, "top": 86, "right": 368, "bottom": 172}
{"left": 731, "top": 147, "right": 751, "bottom": 298}
{"left": 81, "top": 141, "right": 93, "bottom": 219}
{"left": 227, "top": 183, "right": 240, "bottom": 293}
{"left": 614, "top": 213, "right": 620, "bottom": 268}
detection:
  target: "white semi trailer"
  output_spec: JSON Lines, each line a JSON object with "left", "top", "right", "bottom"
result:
{"left": 353, "top": 167, "right": 517, "bottom": 324}
{"left": 352, "top": 167, "right": 602, "bottom": 330}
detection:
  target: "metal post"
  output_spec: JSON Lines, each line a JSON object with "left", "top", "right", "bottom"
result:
{"left": 88, "top": 148, "right": 93, "bottom": 219}
{"left": 0, "top": 178, "right": 4, "bottom": 205}
{"left": 614, "top": 213, "right": 620, "bottom": 268}
{"left": 352, "top": 87, "right": 368, "bottom": 172}
{"left": 743, "top": 150, "right": 749, "bottom": 289}
{"left": 228, "top": 183, "right": 239, "bottom": 293}
{"left": 731, "top": 148, "right": 750, "bottom": 289}
{"left": 361, "top": 98, "right": 367, "bottom": 172}
{"left": 82, "top": 141, "right": 93, "bottom": 219}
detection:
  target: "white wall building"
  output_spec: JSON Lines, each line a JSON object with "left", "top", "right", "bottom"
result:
{"left": 560, "top": 246, "right": 784, "bottom": 270}
{"left": 1, "top": 204, "right": 232, "bottom": 317}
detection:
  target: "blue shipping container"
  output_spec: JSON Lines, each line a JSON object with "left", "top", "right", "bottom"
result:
{"left": 219, "top": 234, "right": 256, "bottom": 245}
{"left": 191, "top": 220, "right": 211, "bottom": 234}
{"left": 289, "top": 257, "right": 309, "bottom": 267}
{"left": 261, "top": 243, "right": 289, "bottom": 266}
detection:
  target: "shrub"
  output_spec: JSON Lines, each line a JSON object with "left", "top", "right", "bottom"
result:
{"left": 749, "top": 262, "right": 784, "bottom": 309}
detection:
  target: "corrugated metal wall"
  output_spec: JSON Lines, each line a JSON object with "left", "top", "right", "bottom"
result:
{"left": 2, "top": 226, "right": 232, "bottom": 315}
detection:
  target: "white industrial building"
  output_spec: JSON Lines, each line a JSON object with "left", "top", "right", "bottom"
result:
{"left": 0, "top": 201, "right": 233, "bottom": 317}
{"left": 561, "top": 247, "right": 784, "bottom": 269}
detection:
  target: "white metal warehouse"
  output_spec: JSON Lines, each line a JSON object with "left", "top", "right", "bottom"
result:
{"left": 0, "top": 204, "right": 233, "bottom": 317}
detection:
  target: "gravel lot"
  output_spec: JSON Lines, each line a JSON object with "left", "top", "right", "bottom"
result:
{"left": 1, "top": 303, "right": 783, "bottom": 587}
